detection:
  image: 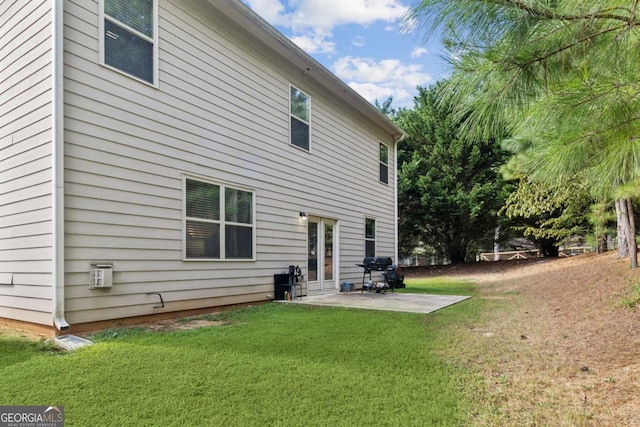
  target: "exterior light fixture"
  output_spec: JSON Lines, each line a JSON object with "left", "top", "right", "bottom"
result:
{"left": 299, "top": 212, "right": 308, "bottom": 219}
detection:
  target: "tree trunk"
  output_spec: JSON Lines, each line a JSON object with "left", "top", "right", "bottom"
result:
{"left": 616, "top": 199, "right": 630, "bottom": 258}
{"left": 596, "top": 234, "right": 607, "bottom": 253}
{"left": 627, "top": 199, "right": 637, "bottom": 269}
{"left": 615, "top": 198, "right": 637, "bottom": 268}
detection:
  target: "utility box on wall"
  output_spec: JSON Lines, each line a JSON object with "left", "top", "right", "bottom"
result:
{"left": 89, "top": 264, "right": 113, "bottom": 289}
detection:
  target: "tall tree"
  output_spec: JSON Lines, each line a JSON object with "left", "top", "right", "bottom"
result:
{"left": 406, "top": 0, "right": 640, "bottom": 267}
{"left": 374, "top": 96, "right": 396, "bottom": 118}
{"left": 397, "top": 83, "right": 510, "bottom": 263}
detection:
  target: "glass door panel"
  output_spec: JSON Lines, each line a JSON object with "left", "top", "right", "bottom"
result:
{"left": 308, "top": 221, "right": 318, "bottom": 283}
{"left": 324, "top": 223, "right": 333, "bottom": 281}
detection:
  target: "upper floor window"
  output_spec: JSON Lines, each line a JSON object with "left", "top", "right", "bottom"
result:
{"left": 290, "top": 85, "right": 310, "bottom": 151}
{"left": 184, "top": 177, "right": 255, "bottom": 260}
{"left": 365, "top": 218, "right": 376, "bottom": 257}
{"left": 379, "top": 142, "right": 389, "bottom": 184}
{"left": 101, "top": 0, "right": 157, "bottom": 85}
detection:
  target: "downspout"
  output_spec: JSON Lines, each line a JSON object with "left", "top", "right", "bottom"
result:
{"left": 52, "top": 0, "right": 69, "bottom": 330}
{"left": 393, "top": 133, "right": 406, "bottom": 264}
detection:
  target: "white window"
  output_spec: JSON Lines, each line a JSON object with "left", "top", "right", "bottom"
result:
{"left": 365, "top": 218, "right": 376, "bottom": 257}
{"left": 290, "top": 85, "right": 310, "bottom": 151}
{"left": 379, "top": 142, "right": 389, "bottom": 184}
{"left": 184, "top": 177, "right": 255, "bottom": 260}
{"left": 101, "top": 0, "right": 158, "bottom": 85}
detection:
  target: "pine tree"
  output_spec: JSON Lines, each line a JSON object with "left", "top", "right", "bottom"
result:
{"left": 407, "top": 0, "right": 640, "bottom": 267}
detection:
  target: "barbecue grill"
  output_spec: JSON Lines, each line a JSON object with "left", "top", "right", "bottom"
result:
{"left": 356, "top": 257, "right": 393, "bottom": 289}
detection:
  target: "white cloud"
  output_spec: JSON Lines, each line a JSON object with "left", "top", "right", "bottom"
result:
{"left": 243, "top": 1, "right": 426, "bottom": 106}
{"left": 290, "top": 34, "right": 336, "bottom": 54}
{"left": 348, "top": 82, "right": 412, "bottom": 106}
{"left": 244, "top": 0, "right": 408, "bottom": 55}
{"left": 333, "top": 56, "right": 432, "bottom": 106}
{"left": 244, "top": 0, "right": 290, "bottom": 26}
{"left": 245, "top": 0, "right": 408, "bottom": 30}
{"left": 411, "top": 47, "right": 428, "bottom": 58}
{"left": 352, "top": 35, "right": 366, "bottom": 47}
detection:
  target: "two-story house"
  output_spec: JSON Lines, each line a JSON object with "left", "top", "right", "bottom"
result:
{"left": 0, "top": 0, "right": 405, "bottom": 333}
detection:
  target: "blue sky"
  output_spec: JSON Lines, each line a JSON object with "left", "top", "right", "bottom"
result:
{"left": 242, "top": 0, "right": 451, "bottom": 108}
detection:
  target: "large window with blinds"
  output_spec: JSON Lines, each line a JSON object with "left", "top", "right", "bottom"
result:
{"left": 101, "top": 0, "right": 157, "bottom": 85}
{"left": 184, "top": 177, "right": 255, "bottom": 260}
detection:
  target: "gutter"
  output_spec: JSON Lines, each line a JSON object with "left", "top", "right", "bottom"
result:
{"left": 393, "top": 133, "right": 406, "bottom": 265}
{"left": 52, "top": 0, "right": 69, "bottom": 330}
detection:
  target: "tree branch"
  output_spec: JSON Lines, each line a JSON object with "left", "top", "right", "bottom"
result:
{"left": 519, "top": 24, "right": 626, "bottom": 68}
{"left": 493, "top": 0, "right": 636, "bottom": 24}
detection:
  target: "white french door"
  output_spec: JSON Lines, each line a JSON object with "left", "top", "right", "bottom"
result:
{"left": 307, "top": 217, "right": 337, "bottom": 292}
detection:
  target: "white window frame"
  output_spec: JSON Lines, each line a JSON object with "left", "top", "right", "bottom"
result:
{"left": 289, "top": 84, "right": 311, "bottom": 152}
{"left": 379, "top": 142, "right": 389, "bottom": 185}
{"left": 99, "top": 0, "right": 159, "bottom": 87}
{"left": 183, "top": 175, "right": 256, "bottom": 261}
{"left": 364, "top": 217, "right": 376, "bottom": 258}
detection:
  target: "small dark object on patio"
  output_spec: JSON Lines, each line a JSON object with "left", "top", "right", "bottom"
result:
{"left": 357, "top": 257, "right": 393, "bottom": 290}
{"left": 361, "top": 264, "right": 405, "bottom": 293}
{"left": 385, "top": 264, "right": 405, "bottom": 290}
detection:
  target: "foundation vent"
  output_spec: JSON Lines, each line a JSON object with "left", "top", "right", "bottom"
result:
{"left": 89, "top": 264, "right": 113, "bottom": 289}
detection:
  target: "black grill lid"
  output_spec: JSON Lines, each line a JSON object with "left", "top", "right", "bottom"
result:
{"left": 360, "top": 257, "right": 393, "bottom": 271}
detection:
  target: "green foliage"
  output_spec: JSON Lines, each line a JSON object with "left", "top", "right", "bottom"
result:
{"left": 407, "top": 0, "right": 640, "bottom": 265}
{"left": 586, "top": 202, "right": 617, "bottom": 252}
{"left": 374, "top": 96, "right": 396, "bottom": 118}
{"left": 396, "top": 83, "right": 511, "bottom": 263}
{"left": 617, "top": 283, "right": 640, "bottom": 310}
{"left": 501, "top": 178, "right": 592, "bottom": 256}
{"left": 0, "top": 302, "right": 480, "bottom": 426}
{"left": 408, "top": 2, "right": 640, "bottom": 175}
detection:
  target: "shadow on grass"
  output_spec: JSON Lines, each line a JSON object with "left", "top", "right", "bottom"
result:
{"left": 0, "top": 337, "right": 61, "bottom": 367}
{"left": 398, "top": 277, "right": 477, "bottom": 296}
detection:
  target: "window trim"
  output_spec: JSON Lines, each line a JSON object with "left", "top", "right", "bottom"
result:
{"left": 99, "top": 0, "right": 159, "bottom": 87}
{"left": 379, "top": 142, "right": 389, "bottom": 185}
{"left": 289, "top": 84, "right": 311, "bottom": 152}
{"left": 183, "top": 175, "right": 256, "bottom": 262}
{"left": 364, "top": 217, "right": 376, "bottom": 258}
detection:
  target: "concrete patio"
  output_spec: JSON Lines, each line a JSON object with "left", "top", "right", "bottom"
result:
{"left": 287, "top": 291, "right": 471, "bottom": 314}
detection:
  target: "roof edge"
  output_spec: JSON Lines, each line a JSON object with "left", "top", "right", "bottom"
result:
{"left": 207, "top": 0, "right": 407, "bottom": 140}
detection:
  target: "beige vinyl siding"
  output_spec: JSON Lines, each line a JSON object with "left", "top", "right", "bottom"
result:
{"left": 61, "top": 0, "right": 396, "bottom": 324}
{"left": 0, "top": 0, "right": 54, "bottom": 325}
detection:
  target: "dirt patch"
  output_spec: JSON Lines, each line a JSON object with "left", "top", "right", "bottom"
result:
{"left": 0, "top": 324, "right": 49, "bottom": 342}
{"left": 409, "top": 252, "right": 640, "bottom": 426}
{"left": 139, "top": 318, "right": 228, "bottom": 332}
{"left": 0, "top": 315, "right": 229, "bottom": 341}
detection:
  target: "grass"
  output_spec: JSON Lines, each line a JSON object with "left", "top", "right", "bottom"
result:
{"left": 0, "top": 336, "right": 61, "bottom": 367}
{"left": 0, "top": 283, "right": 484, "bottom": 427}
{"left": 617, "top": 282, "right": 640, "bottom": 309}
{"left": 400, "top": 277, "right": 477, "bottom": 296}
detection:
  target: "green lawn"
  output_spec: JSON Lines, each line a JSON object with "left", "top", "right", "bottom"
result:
{"left": 400, "top": 277, "right": 476, "bottom": 296}
{"left": 0, "top": 279, "right": 480, "bottom": 427}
